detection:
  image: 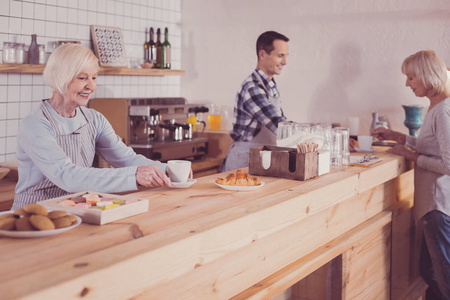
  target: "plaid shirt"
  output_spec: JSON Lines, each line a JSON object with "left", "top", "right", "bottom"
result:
{"left": 230, "top": 68, "right": 287, "bottom": 142}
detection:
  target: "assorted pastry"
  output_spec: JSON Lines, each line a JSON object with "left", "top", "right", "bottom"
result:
{"left": 0, "top": 203, "right": 77, "bottom": 231}
{"left": 58, "top": 193, "right": 140, "bottom": 210}
{"left": 216, "top": 169, "right": 261, "bottom": 186}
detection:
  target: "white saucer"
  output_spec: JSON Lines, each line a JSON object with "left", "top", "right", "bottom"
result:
{"left": 170, "top": 179, "right": 197, "bottom": 189}
{"left": 215, "top": 181, "right": 265, "bottom": 191}
{"left": 354, "top": 147, "right": 376, "bottom": 153}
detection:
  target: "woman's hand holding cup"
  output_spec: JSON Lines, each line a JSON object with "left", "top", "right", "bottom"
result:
{"left": 136, "top": 165, "right": 171, "bottom": 188}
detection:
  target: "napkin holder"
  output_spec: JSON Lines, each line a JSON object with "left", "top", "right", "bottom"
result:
{"left": 249, "top": 145, "right": 318, "bottom": 181}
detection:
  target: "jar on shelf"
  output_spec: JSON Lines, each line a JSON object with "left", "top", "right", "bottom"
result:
{"left": 14, "top": 43, "right": 25, "bottom": 64}
{"left": 2, "top": 42, "right": 16, "bottom": 63}
{"left": 38, "top": 45, "right": 46, "bottom": 64}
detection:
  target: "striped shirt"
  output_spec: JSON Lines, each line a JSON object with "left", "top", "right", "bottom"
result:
{"left": 230, "top": 68, "right": 287, "bottom": 142}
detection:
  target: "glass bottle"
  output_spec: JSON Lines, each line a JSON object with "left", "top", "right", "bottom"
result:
{"left": 28, "top": 34, "right": 39, "bottom": 64}
{"left": 143, "top": 28, "right": 149, "bottom": 62}
{"left": 163, "top": 27, "right": 171, "bottom": 69}
{"left": 370, "top": 112, "right": 379, "bottom": 134}
{"left": 38, "top": 45, "right": 46, "bottom": 64}
{"left": 2, "top": 42, "right": 16, "bottom": 63}
{"left": 149, "top": 27, "right": 156, "bottom": 64}
{"left": 155, "top": 28, "right": 162, "bottom": 68}
{"left": 14, "top": 43, "right": 25, "bottom": 64}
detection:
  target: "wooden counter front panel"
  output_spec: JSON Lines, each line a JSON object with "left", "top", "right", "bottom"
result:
{"left": 135, "top": 178, "right": 396, "bottom": 299}
{"left": 0, "top": 152, "right": 422, "bottom": 300}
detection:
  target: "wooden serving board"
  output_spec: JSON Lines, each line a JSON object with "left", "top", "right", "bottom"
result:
{"left": 37, "top": 191, "right": 149, "bottom": 225}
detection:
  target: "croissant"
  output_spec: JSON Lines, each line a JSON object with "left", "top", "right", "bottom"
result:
{"left": 224, "top": 173, "right": 236, "bottom": 185}
{"left": 216, "top": 169, "right": 261, "bottom": 186}
{"left": 235, "top": 170, "right": 247, "bottom": 186}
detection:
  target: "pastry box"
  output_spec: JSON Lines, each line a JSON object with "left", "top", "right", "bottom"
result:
{"left": 37, "top": 191, "right": 149, "bottom": 225}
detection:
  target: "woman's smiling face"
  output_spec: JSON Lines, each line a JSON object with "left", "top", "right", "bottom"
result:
{"left": 65, "top": 64, "right": 98, "bottom": 107}
{"left": 259, "top": 39, "right": 289, "bottom": 79}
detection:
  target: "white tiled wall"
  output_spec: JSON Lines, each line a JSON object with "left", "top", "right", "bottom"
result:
{"left": 0, "top": 0, "right": 181, "bottom": 163}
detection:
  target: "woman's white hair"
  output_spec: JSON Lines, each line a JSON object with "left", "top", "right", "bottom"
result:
{"left": 401, "top": 50, "right": 448, "bottom": 97}
{"left": 43, "top": 44, "right": 99, "bottom": 95}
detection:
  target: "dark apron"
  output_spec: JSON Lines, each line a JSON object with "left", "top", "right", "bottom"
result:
{"left": 12, "top": 102, "right": 96, "bottom": 209}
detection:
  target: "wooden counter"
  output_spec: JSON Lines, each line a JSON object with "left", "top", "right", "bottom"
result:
{"left": 0, "top": 177, "right": 16, "bottom": 211}
{"left": 0, "top": 148, "right": 426, "bottom": 299}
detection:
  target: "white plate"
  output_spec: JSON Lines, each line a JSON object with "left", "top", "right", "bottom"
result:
{"left": 354, "top": 147, "right": 375, "bottom": 153}
{"left": 215, "top": 181, "right": 265, "bottom": 191}
{"left": 170, "top": 178, "right": 197, "bottom": 189}
{"left": 0, "top": 211, "right": 82, "bottom": 239}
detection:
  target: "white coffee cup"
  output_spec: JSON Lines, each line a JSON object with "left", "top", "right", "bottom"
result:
{"left": 357, "top": 135, "right": 373, "bottom": 150}
{"left": 167, "top": 160, "right": 191, "bottom": 182}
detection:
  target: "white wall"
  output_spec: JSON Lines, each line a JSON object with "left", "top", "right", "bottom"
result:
{"left": 181, "top": 0, "right": 450, "bottom": 135}
{"left": 0, "top": 0, "right": 182, "bottom": 163}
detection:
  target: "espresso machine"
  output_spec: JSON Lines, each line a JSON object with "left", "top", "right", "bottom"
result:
{"left": 89, "top": 98, "right": 210, "bottom": 162}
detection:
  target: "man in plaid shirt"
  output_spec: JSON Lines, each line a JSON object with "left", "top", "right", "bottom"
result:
{"left": 222, "top": 31, "right": 290, "bottom": 172}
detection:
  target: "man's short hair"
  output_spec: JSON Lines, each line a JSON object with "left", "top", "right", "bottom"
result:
{"left": 256, "top": 31, "right": 289, "bottom": 58}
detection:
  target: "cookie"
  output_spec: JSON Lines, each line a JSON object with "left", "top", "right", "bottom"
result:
{"left": 70, "top": 196, "right": 86, "bottom": 203}
{"left": 52, "top": 216, "right": 73, "bottom": 229}
{"left": 66, "top": 215, "right": 77, "bottom": 223}
{"left": 23, "top": 203, "right": 48, "bottom": 216}
{"left": 0, "top": 217, "right": 16, "bottom": 231}
{"left": 13, "top": 208, "right": 31, "bottom": 217}
{"left": 48, "top": 210, "right": 67, "bottom": 220}
{"left": 15, "top": 217, "right": 35, "bottom": 231}
{"left": 29, "top": 215, "right": 55, "bottom": 230}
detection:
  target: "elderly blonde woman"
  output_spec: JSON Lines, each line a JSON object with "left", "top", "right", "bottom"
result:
{"left": 373, "top": 50, "right": 450, "bottom": 299}
{"left": 13, "top": 44, "right": 171, "bottom": 209}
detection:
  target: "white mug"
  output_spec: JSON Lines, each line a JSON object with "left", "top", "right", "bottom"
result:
{"left": 167, "top": 160, "right": 191, "bottom": 183}
{"left": 357, "top": 135, "right": 373, "bottom": 150}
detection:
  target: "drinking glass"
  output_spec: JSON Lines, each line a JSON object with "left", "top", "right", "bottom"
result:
{"left": 334, "top": 127, "right": 350, "bottom": 166}
{"left": 331, "top": 130, "right": 343, "bottom": 168}
{"left": 208, "top": 104, "right": 222, "bottom": 130}
{"left": 277, "top": 121, "right": 294, "bottom": 140}
{"left": 294, "top": 123, "right": 311, "bottom": 135}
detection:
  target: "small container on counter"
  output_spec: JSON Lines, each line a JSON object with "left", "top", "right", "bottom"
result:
{"left": 2, "top": 42, "right": 16, "bottom": 63}
{"left": 14, "top": 43, "right": 25, "bottom": 64}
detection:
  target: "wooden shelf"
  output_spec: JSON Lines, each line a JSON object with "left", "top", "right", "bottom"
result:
{"left": 0, "top": 63, "right": 185, "bottom": 76}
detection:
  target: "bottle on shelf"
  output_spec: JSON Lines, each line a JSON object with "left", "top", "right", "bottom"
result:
{"left": 38, "top": 45, "right": 46, "bottom": 64}
{"left": 28, "top": 34, "right": 39, "bottom": 64}
{"left": 144, "top": 28, "right": 149, "bottom": 63}
{"left": 163, "top": 27, "right": 171, "bottom": 69}
{"left": 155, "top": 28, "right": 162, "bottom": 68}
{"left": 149, "top": 27, "right": 156, "bottom": 65}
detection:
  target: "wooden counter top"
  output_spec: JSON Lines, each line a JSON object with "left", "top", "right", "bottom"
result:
{"left": 0, "top": 148, "right": 413, "bottom": 299}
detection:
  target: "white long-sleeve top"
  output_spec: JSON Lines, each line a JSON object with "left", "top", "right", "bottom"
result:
{"left": 406, "top": 98, "right": 450, "bottom": 220}
{"left": 15, "top": 100, "right": 166, "bottom": 195}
